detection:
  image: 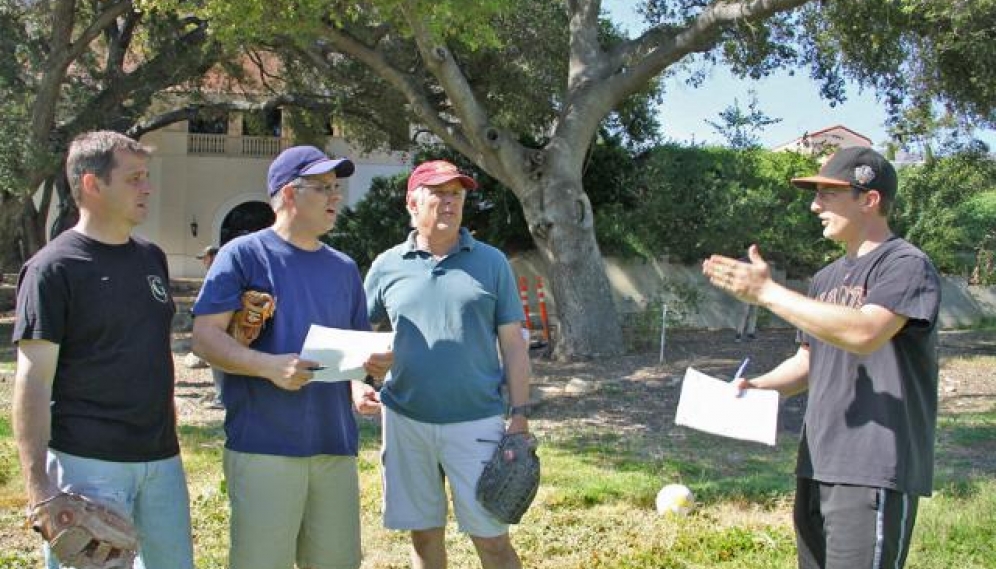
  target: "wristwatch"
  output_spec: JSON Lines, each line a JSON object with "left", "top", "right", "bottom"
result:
{"left": 508, "top": 404, "right": 532, "bottom": 418}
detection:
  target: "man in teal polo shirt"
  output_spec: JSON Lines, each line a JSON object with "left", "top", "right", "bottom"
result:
{"left": 365, "top": 160, "right": 532, "bottom": 569}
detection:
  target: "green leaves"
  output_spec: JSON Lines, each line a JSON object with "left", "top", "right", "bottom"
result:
{"left": 594, "top": 145, "right": 831, "bottom": 278}
{"left": 894, "top": 144, "right": 996, "bottom": 280}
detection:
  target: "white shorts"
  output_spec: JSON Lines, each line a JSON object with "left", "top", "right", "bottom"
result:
{"left": 381, "top": 406, "right": 507, "bottom": 537}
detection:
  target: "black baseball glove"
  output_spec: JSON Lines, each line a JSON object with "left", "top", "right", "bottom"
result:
{"left": 475, "top": 432, "right": 541, "bottom": 524}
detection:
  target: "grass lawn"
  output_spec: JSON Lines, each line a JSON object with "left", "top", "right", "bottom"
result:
{"left": 0, "top": 345, "right": 993, "bottom": 568}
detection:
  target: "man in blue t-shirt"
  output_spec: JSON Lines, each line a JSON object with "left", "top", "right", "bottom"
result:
{"left": 365, "top": 160, "right": 532, "bottom": 569}
{"left": 703, "top": 147, "right": 941, "bottom": 569}
{"left": 192, "top": 146, "right": 391, "bottom": 569}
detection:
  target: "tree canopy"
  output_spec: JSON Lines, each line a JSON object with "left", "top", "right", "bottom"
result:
{"left": 0, "top": 0, "right": 229, "bottom": 268}
{"left": 16, "top": 0, "right": 996, "bottom": 357}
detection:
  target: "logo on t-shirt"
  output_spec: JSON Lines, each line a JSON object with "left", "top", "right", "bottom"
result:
{"left": 817, "top": 284, "right": 865, "bottom": 309}
{"left": 147, "top": 275, "right": 169, "bottom": 303}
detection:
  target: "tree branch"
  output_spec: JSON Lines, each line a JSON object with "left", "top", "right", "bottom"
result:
{"left": 31, "top": 0, "right": 133, "bottom": 147}
{"left": 565, "top": 0, "right": 606, "bottom": 94}
{"left": 127, "top": 94, "right": 339, "bottom": 139}
{"left": 306, "top": 24, "right": 479, "bottom": 159}
{"left": 60, "top": 21, "right": 220, "bottom": 136}
{"left": 104, "top": 9, "right": 141, "bottom": 80}
{"left": 399, "top": 2, "right": 494, "bottom": 153}
{"left": 615, "top": 0, "right": 812, "bottom": 94}
{"left": 64, "top": 0, "right": 134, "bottom": 68}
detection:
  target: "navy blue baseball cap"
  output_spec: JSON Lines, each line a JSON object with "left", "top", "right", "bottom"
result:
{"left": 267, "top": 146, "right": 355, "bottom": 196}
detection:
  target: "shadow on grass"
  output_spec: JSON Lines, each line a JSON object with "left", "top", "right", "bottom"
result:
{"left": 933, "top": 409, "right": 996, "bottom": 497}
{"left": 543, "top": 426, "right": 798, "bottom": 510}
{"left": 542, "top": 405, "right": 995, "bottom": 512}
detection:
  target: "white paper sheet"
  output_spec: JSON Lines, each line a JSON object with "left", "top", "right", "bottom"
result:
{"left": 299, "top": 324, "right": 394, "bottom": 383}
{"left": 674, "top": 367, "right": 780, "bottom": 446}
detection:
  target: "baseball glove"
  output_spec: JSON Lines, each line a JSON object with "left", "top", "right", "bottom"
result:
{"left": 227, "top": 290, "right": 276, "bottom": 345}
{"left": 475, "top": 432, "right": 541, "bottom": 524}
{"left": 28, "top": 492, "right": 139, "bottom": 569}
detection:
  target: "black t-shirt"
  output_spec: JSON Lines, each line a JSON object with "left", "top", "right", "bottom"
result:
{"left": 797, "top": 237, "right": 941, "bottom": 496}
{"left": 13, "top": 230, "right": 179, "bottom": 462}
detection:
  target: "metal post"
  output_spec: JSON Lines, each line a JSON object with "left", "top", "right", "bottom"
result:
{"left": 659, "top": 304, "right": 668, "bottom": 365}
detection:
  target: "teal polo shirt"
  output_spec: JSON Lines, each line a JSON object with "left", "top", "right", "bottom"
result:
{"left": 365, "top": 228, "right": 525, "bottom": 424}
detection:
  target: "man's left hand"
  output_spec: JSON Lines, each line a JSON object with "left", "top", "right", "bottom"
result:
{"left": 351, "top": 381, "right": 381, "bottom": 415}
{"left": 703, "top": 244, "right": 772, "bottom": 304}
{"left": 363, "top": 351, "right": 393, "bottom": 380}
{"left": 506, "top": 415, "right": 529, "bottom": 435}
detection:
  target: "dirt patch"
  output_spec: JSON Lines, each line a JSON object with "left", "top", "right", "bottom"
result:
{"left": 527, "top": 328, "right": 996, "bottom": 435}
{"left": 528, "top": 329, "right": 805, "bottom": 444}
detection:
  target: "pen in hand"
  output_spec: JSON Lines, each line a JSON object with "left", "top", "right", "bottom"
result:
{"left": 732, "top": 356, "right": 750, "bottom": 383}
{"left": 307, "top": 366, "right": 327, "bottom": 371}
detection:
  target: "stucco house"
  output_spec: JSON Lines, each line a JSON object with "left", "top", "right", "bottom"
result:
{"left": 121, "top": 118, "right": 409, "bottom": 279}
{"left": 48, "top": 52, "right": 412, "bottom": 278}
{"left": 771, "top": 124, "right": 873, "bottom": 155}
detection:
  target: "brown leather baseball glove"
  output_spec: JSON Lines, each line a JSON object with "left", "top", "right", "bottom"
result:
{"left": 28, "top": 493, "right": 139, "bottom": 569}
{"left": 227, "top": 290, "right": 276, "bottom": 345}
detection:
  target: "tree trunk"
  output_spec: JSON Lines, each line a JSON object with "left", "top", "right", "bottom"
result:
{"left": 514, "top": 149, "right": 625, "bottom": 360}
{"left": 21, "top": 197, "right": 46, "bottom": 261}
{"left": 0, "top": 194, "right": 27, "bottom": 274}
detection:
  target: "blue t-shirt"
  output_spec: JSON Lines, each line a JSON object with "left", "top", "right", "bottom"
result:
{"left": 193, "top": 228, "right": 370, "bottom": 456}
{"left": 365, "top": 228, "right": 524, "bottom": 424}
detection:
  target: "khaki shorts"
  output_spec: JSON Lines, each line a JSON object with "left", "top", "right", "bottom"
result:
{"left": 223, "top": 450, "right": 361, "bottom": 569}
{"left": 381, "top": 407, "right": 508, "bottom": 537}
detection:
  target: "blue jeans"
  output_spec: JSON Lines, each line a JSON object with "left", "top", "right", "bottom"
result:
{"left": 45, "top": 450, "right": 195, "bottom": 569}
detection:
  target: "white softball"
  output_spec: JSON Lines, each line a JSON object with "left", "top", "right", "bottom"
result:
{"left": 655, "top": 483, "right": 694, "bottom": 515}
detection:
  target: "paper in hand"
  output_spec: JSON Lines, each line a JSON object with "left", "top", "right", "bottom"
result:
{"left": 299, "top": 324, "right": 393, "bottom": 382}
{"left": 674, "top": 367, "right": 779, "bottom": 446}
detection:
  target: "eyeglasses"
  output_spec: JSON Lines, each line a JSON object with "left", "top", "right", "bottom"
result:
{"left": 294, "top": 179, "right": 343, "bottom": 197}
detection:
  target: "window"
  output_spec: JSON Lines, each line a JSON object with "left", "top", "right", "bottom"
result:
{"left": 243, "top": 108, "right": 282, "bottom": 137}
{"left": 188, "top": 110, "right": 229, "bottom": 134}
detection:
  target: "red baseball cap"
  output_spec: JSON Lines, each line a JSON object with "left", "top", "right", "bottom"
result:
{"left": 406, "top": 160, "right": 478, "bottom": 200}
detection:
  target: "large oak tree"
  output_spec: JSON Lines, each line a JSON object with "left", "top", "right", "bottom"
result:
{"left": 72, "top": 0, "right": 996, "bottom": 356}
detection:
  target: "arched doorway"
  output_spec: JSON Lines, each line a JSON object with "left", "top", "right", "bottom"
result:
{"left": 220, "top": 202, "right": 274, "bottom": 246}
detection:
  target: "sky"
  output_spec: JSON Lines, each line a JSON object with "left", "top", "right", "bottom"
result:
{"left": 602, "top": 0, "right": 995, "bottom": 150}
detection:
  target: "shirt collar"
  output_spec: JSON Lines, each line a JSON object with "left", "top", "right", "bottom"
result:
{"left": 402, "top": 227, "right": 476, "bottom": 257}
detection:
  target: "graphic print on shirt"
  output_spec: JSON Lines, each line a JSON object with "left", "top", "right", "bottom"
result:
{"left": 148, "top": 274, "right": 169, "bottom": 303}
{"left": 815, "top": 283, "right": 865, "bottom": 309}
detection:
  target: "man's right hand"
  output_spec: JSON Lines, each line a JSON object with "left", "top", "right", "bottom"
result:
{"left": 732, "top": 376, "right": 754, "bottom": 396}
{"left": 263, "top": 354, "right": 318, "bottom": 391}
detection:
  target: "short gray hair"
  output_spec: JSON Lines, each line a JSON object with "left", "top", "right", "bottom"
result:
{"left": 269, "top": 177, "right": 310, "bottom": 210}
{"left": 66, "top": 131, "right": 150, "bottom": 203}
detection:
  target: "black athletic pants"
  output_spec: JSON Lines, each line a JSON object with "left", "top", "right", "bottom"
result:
{"left": 794, "top": 478, "right": 919, "bottom": 569}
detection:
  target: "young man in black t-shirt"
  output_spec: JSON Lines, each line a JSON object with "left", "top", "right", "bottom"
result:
{"left": 703, "top": 147, "right": 941, "bottom": 569}
{"left": 12, "top": 131, "right": 194, "bottom": 569}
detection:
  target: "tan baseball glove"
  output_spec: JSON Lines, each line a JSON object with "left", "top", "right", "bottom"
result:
{"left": 28, "top": 493, "right": 139, "bottom": 569}
{"left": 227, "top": 290, "right": 276, "bottom": 345}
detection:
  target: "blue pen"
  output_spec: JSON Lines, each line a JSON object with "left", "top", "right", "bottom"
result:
{"left": 732, "top": 356, "right": 750, "bottom": 383}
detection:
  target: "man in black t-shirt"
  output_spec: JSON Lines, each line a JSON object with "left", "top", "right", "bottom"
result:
{"left": 12, "top": 131, "right": 194, "bottom": 569}
{"left": 703, "top": 147, "right": 941, "bottom": 569}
